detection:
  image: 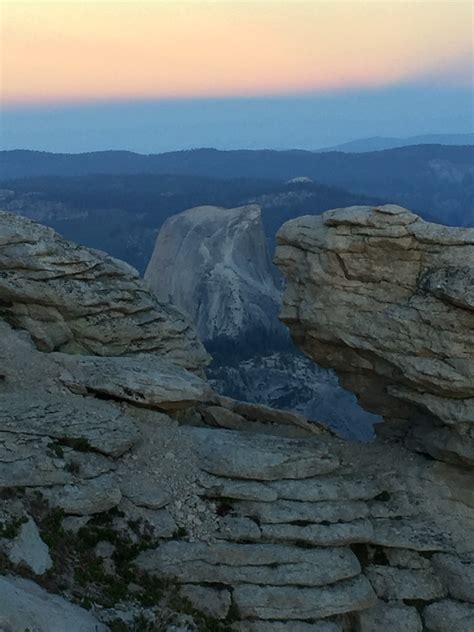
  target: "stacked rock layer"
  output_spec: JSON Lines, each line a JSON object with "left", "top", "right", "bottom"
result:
{"left": 0, "top": 210, "right": 472, "bottom": 631}
{"left": 275, "top": 204, "right": 474, "bottom": 468}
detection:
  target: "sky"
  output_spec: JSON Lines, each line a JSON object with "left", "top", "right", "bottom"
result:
{"left": 1, "top": 1, "right": 473, "bottom": 152}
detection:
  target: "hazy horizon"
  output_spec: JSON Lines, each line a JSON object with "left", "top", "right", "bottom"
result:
{"left": 1, "top": 1, "right": 472, "bottom": 154}
{"left": 2, "top": 85, "right": 473, "bottom": 154}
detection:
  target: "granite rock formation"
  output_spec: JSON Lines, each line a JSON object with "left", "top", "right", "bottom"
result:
{"left": 275, "top": 204, "right": 474, "bottom": 467}
{"left": 144, "top": 204, "right": 282, "bottom": 343}
{"left": 0, "top": 211, "right": 209, "bottom": 372}
{"left": 0, "top": 575, "right": 108, "bottom": 632}
{"left": 144, "top": 203, "right": 377, "bottom": 439}
{"left": 1, "top": 210, "right": 473, "bottom": 631}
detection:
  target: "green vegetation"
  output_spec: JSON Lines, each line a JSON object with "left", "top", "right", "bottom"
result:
{"left": 0, "top": 515, "right": 28, "bottom": 540}
{"left": 65, "top": 460, "right": 81, "bottom": 475}
{"left": 172, "top": 526, "right": 188, "bottom": 539}
{"left": 108, "top": 618, "right": 154, "bottom": 632}
{"left": 47, "top": 437, "right": 92, "bottom": 459}
{"left": 47, "top": 442, "right": 64, "bottom": 459}
{"left": 58, "top": 437, "right": 92, "bottom": 452}
{"left": 6, "top": 495, "right": 238, "bottom": 629}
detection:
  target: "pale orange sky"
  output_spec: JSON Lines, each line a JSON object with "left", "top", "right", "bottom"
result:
{"left": 1, "top": 1, "right": 473, "bottom": 105}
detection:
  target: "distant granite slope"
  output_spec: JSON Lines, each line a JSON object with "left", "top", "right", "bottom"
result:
{"left": 208, "top": 351, "right": 379, "bottom": 441}
{"left": 145, "top": 204, "right": 283, "bottom": 343}
{"left": 0, "top": 210, "right": 209, "bottom": 372}
{"left": 275, "top": 204, "right": 474, "bottom": 467}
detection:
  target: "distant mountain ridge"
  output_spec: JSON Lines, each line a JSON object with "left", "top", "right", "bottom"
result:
{"left": 317, "top": 133, "right": 474, "bottom": 153}
{"left": 1, "top": 144, "right": 472, "bottom": 180}
{"left": 2, "top": 144, "right": 472, "bottom": 227}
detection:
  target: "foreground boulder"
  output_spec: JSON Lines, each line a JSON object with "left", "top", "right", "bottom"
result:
{"left": 0, "top": 211, "right": 209, "bottom": 372}
{"left": 275, "top": 205, "right": 474, "bottom": 466}
{"left": 0, "top": 576, "right": 106, "bottom": 632}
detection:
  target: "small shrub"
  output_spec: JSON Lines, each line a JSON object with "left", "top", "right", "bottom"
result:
{"left": 0, "top": 515, "right": 28, "bottom": 540}
{"left": 58, "top": 437, "right": 91, "bottom": 452}
{"left": 65, "top": 461, "right": 81, "bottom": 475}
{"left": 172, "top": 526, "right": 188, "bottom": 539}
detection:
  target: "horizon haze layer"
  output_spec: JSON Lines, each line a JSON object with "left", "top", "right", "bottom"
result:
{"left": 1, "top": 1, "right": 472, "bottom": 154}
{"left": 2, "top": 86, "right": 473, "bottom": 154}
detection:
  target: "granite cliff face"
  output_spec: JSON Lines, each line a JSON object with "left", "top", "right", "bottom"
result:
{"left": 275, "top": 204, "right": 474, "bottom": 467}
{"left": 144, "top": 203, "right": 377, "bottom": 439}
{"left": 145, "top": 204, "right": 282, "bottom": 343}
{"left": 0, "top": 210, "right": 473, "bottom": 631}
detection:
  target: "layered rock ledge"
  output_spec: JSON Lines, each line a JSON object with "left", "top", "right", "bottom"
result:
{"left": 0, "top": 211, "right": 209, "bottom": 372}
{"left": 275, "top": 204, "right": 474, "bottom": 467}
{"left": 1, "top": 209, "right": 473, "bottom": 632}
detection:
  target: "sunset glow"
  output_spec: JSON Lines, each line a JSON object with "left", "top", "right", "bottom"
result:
{"left": 1, "top": 1, "right": 472, "bottom": 106}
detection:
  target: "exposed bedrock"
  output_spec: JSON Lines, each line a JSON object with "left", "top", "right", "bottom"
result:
{"left": 275, "top": 204, "right": 474, "bottom": 467}
{"left": 144, "top": 204, "right": 283, "bottom": 342}
{"left": 0, "top": 211, "right": 209, "bottom": 372}
{"left": 143, "top": 202, "right": 379, "bottom": 440}
{"left": 1, "top": 209, "right": 474, "bottom": 630}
